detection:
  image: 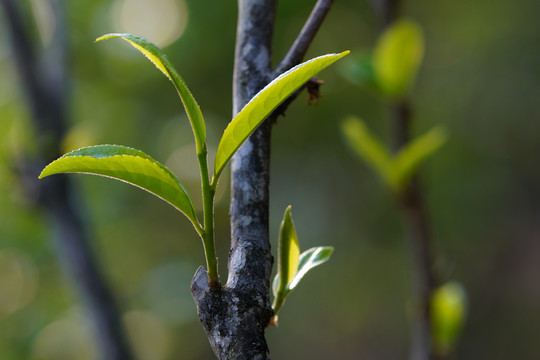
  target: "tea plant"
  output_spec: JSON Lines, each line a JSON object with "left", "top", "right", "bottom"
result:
{"left": 40, "top": 33, "right": 344, "bottom": 320}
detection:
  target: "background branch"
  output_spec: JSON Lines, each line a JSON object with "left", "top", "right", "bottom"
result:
{"left": 392, "top": 100, "right": 437, "bottom": 360}
{"left": 374, "top": 1, "right": 439, "bottom": 358}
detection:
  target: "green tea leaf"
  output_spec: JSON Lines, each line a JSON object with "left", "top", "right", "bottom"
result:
{"left": 373, "top": 20, "right": 424, "bottom": 97}
{"left": 39, "top": 145, "right": 199, "bottom": 228}
{"left": 214, "top": 51, "right": 350, "bottom": 182}
{"left": 342, "top": 116, "right": 396, "bottom": 188}
{"left": 95, "top": 33, "right": 206, "bottom": 152}
{"left": 288, "top": 246, "right": 334, "bottom": 290}
{"left": 431, "top": 281, "right": 467, "bottom": 356}
{"left": 276, "top": 206, "right": 300, "bottom": 296}
{"left": 394, "top": 126, "right": 446, "bottom": 189}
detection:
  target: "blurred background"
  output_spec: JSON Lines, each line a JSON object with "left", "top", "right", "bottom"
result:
{"left": 1, "top": 0, "right": 539, "bottom": 359}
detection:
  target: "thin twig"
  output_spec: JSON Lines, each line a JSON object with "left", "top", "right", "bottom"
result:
{"left": 374, "top": 1, "right": 438, "bottom": 358}
{"left": 392, "top": 100, "right": 436, "bottom": 360}
{"left": 274, "top": 0, "right": 335, "bottom": 75}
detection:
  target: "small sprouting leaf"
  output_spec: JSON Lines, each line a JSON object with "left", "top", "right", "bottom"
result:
{"left": 373, "top": 20, "right": 424, "bottom": 97}
{"left": 275, "top": 206, "right": 300, "bottom": 297}
{"left": 213, "top": 51, "right": 350, "bottom": 182}
{"left": 95, "top": 33, "right": 206, "bottom": 151}
{"left": 394, "top": 126, "right": 447, "bottom": 189}
{"left": 39, "top": 145, "right": 199, "bottom": 228}
{"left": 341, "top": 116, "right": 396, "bottom": 188}
{"left": 431, "top": 281, "right": 468, "bottom": 356}
{"left": 288, "top": 246, "right": 334, "bottom": 290}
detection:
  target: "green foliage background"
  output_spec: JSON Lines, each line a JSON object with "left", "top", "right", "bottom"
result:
{"left": 1, "top": 0, "right": 539, "bottom": 359}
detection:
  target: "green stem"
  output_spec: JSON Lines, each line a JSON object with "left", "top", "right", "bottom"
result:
{"left": 197, "top": 145, "right": 220, "bottom": 289}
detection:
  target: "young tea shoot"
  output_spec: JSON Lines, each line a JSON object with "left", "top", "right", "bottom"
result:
{"left": 270, "top": 206, "right": 334, "bottom": 326}
{"left": 40, "top": 33, "right": 347, "bottom": 290}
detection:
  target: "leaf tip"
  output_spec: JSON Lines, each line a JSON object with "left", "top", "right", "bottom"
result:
{"left": 94, "top": 33, "right": 120, "bottom": 43}
{"left": 284, "top": 204, "right": 292, "bottom": 217}
{"left": 38, "top": 162, "right": 56, "bottom": 179}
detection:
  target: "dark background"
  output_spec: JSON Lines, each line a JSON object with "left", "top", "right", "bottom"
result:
{"left": 1, "top": 0, "right": 539, "bottom": 359}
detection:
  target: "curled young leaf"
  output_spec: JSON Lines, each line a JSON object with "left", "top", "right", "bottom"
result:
{"left": 214, "top": 51, "right": 350, "bottom": 184}
{"left": 95, "top": 33, "right": 206, "bottom": 152}
{"left": 39, "top": 145, "right": 200, "bottom": 230}
{"left": 274, "top": 206, "right": 300, "bottom": 298}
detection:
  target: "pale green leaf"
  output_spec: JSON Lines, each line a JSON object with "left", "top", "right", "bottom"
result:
{"left": 95, "top": 33, "right": 206, "bottom": 151}
{"left": 288, "top": 246, "right": 334, "bottom": 290}
{"left": 373, "top": 20, "right": 424, "bottom": 97}
{"left": 342, "top": 116, "right": 396, "bottom": 188}
{"left": 394, "top": 126, "right": 447, "bottom": 189}
{"left": 431, "top": 281, "right": 467, "bottom": 355}
{"left": 214, "top": 51, "right": 350, "bottom": 182}
{"left": 39, "top": 145, "right": 199, "bottom": 228}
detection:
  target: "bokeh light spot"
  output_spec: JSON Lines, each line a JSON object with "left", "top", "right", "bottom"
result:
{"left": 31, "top": 316, "right": 95, "bottom": 360}
{"left": 124, "top": 310, "right": 172, "bottom": 360}
{"left": 112, "top": 0, "right": 188, "bottom": 48}
{"left": 0, "top": 249, "right": 38, "bottom": 319}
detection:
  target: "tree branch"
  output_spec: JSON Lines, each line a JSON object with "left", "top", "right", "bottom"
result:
{"left": 0, "top": 1, "right": 135, "bottom": 359}
{"left": 275, "top": 0, "right": 335, "bottom": 74}
{"left": 391, "top": 99, "right": 436, "bottom": 360}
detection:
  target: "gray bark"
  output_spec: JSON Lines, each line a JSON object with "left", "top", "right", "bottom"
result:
{"left": 0, "top": 1, "right": 135, "bottom": 359}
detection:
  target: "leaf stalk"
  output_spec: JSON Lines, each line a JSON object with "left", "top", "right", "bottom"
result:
{"left": 197, "top": 145, "right": 220, "bottom": 288}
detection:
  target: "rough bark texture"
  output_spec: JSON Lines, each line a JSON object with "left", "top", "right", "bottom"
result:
{"left": 0, "top": 1, "right": 135, "bottom": 359}
{"left": 191, "top": 0, "right": 276, "bottom": 359}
